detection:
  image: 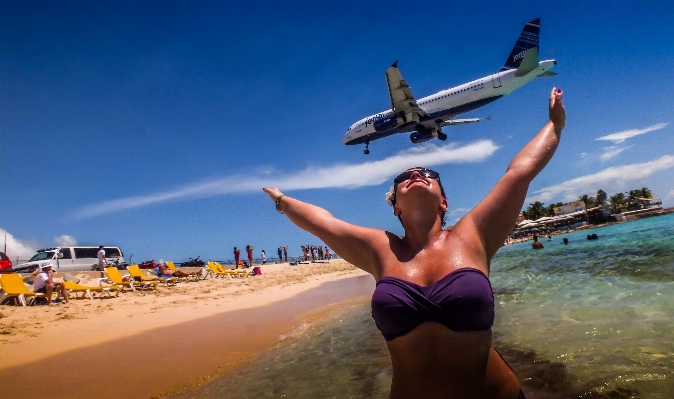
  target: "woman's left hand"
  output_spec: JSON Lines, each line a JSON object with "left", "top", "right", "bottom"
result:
{"left": 263, "top": 187, "right": 283, "bottom": 202}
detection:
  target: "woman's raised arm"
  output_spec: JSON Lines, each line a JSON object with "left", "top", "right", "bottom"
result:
{"left": 262, "top": 187, "right": 384, "bottom": 274}
{"left": 460, "top": 87, "right": 566, "bottom": 260}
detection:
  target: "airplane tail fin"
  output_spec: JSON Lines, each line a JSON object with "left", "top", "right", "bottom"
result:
{"left": 500, "top": 18, "right": 540, "bottom": 72}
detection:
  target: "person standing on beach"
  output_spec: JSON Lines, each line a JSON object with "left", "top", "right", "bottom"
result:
{"left": 233, "top": 247, "right": 241, "bottom": 269}
{"left": 261, "top": 250, "right": 266, "bottom": 265}
{"left": 264, "top": 87, "right": 565, "bottom": 399}
{"left": 277, "top": 246, "right": 283, "bottom": 263}
{"left": 283, "top": 246, "right": 288, "bottom": 263}
{"left": 246, "top": 245, "right": 254, "bottom": 268}
{"left": 97, "top": 245, "right": 107, "bottom": 271}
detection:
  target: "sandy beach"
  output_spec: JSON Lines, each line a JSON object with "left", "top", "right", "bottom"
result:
{"left": 0, "top": 260, "right": 373, "bottom": 399}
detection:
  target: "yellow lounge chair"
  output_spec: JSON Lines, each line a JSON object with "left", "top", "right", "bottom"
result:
{"left": 166, "top": 261, "right": 202, "bottom": 281}
{"left": 105, "top": 267, "right": 153, "bottom": 292}
{"left": 215, "top": 262, "right": 249, "bottom": 278}
{"left": 126, "top": 265, "right": 168, "bottom": 287}
{"left": 207, "top": 261, "right": 229, "bottom": 278}
{"left": 0, "top": 273, "right": 53, "bottom": 306}
{"left": 64, "top": 281, "right": 121, "bottom": 300}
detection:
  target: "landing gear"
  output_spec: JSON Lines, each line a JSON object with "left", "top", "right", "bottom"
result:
{"left": 438, "top": 132, "right": 447, "bottom": 141}
{"left": 364, "top": 141, "right": 370, "bottom": 155}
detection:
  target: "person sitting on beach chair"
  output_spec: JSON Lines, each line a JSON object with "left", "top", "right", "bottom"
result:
{"left": 32, "top": 262, "right": 69, "bottom": 305}
{"left": 155, "top": 263, "right": 201, "bottom": 279}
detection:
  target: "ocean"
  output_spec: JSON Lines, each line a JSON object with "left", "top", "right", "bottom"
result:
{"left": 171, "top": 214, "right": 674, "bottom": 399}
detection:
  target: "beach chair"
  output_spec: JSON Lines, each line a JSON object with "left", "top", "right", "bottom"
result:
{"left": 215, "top": 262, "right": 249, "bottom": 278}
{"left": 166, "top": 261, "right": 202, "bottom": 282}
{"left": 126, "top": 265, "right": 168, "bottom": 287}
{"left": 0, "top": 273, "right": 52, "bottom": 306}
{"left": 207, "top": 261, "right": 229, "bottom": 278}
{"left": 145, "top": 268, "right": 181, "bottom": 286}
{"left": 104, "top": 267, "right": 152, "bottom": 292}
{"left": 63, "top": 281, "right": 121, "bottom": 300}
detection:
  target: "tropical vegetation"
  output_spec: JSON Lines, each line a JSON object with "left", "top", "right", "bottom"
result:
{"left": 521, "top": 187, "right": 654, "bottom": 220}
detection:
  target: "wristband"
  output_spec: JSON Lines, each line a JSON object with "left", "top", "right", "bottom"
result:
{"left": 275, "top": 195, "right": 285, "bottom": 214}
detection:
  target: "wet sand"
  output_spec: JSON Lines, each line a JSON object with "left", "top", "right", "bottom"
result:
{"left": 0, "top": 261, "right": 373, "bottom": 399}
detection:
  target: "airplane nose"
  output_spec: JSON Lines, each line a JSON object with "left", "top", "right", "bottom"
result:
{"left": 342, "top": 131, "right": 352, "bottom": 144}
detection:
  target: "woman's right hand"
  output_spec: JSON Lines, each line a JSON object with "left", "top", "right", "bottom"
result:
{"left": 549, "top": 87, "right": 566, "bottom": 131}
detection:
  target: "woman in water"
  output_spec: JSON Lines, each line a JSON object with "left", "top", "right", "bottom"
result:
{"left": 263, "top": 87, "right": 565, "bottom": 398}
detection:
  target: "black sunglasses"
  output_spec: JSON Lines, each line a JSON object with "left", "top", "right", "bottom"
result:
{"left": 393, "top": 168, "right": 440, "bottom": 184}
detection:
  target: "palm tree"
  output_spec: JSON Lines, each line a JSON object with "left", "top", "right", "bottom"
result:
{"left": 545, "top": 204, "right": 556, "bottom": 217}
{"left": 596, "top": 189, "right": 608, "bottom": 207}
{"left": 626, "top": 190, "right": 642, "bottom": 210}
{"left": 609, "top": 193, "right": 625, "bottom": 214}
{"left": 527, "top": 201, "right": 546, "bottom": 220}
{"left": 639, "top": 187, "right": 653, "bottom": 199}
{"left": 578, "top": 194, "right": 596, "bottom": 209}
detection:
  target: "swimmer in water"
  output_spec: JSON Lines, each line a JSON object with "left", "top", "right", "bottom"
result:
{"left": 263, "top": 87, "right": 565, "bottom": 399}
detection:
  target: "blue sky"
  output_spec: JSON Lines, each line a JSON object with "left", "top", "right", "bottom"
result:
{"left": 1, "top": 1, "right": 673, "bottom": 263}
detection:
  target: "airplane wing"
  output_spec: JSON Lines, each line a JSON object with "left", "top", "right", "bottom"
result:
{"left": 440, "top": 117, "right": 490, "bottom": 127}
{"left": 385, "top": 61, "right": 428, "bottom": 124}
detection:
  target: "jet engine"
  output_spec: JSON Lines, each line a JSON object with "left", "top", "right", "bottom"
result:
{"left": 373, "top": 115, "right": 399, "bottom": 132}
{"left": 409, "top": 131, "right": 435, "bottom": 144}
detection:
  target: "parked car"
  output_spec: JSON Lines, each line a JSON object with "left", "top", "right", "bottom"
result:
{"left": 12, "top": 246, "right": 125, "bottom": 273}
{"left": 0, "top": 251, "right": 12, "bottom": 273}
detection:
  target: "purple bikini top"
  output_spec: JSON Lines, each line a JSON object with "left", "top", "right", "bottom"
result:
{"left": 371, "top": 268, "right": 495, "bottom": 341}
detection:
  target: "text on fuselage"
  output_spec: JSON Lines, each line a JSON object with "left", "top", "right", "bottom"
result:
{"left": 363, "top": 112, "right": 389, "bottom": 127}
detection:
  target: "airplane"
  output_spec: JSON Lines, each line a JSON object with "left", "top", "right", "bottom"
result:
{"left": 343, "top": 18, "right": 557, "bottom": 154}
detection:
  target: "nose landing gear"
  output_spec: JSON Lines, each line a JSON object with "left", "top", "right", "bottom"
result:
{"left": 364, "top": 140, "right": 370, "bottom": 155}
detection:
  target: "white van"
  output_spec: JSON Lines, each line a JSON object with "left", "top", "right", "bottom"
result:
{"left": 14, "top": 246, "right": 125, "bottom": 273}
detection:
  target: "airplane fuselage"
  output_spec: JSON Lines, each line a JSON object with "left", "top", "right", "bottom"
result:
{"left": 343, "top": 59, "right": 556, "bottom": 145}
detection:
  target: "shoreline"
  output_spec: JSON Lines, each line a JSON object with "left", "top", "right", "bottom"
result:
{"left": 0, "top": 261, "right": 373, "bottom": 399}
{"left": 506, "top": 208, "right": 674, "bottom": 245}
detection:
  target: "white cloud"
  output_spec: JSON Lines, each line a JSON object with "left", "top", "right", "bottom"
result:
{"left": 595, "top": 122, "right": 669, "bottom": 144}
{"left": 75, "top": 140, "right": 499, "bottom": 218}
{"left": 0, "top": 229, "right": 39, "bottom": 261}
{"left": 449, "top": 207, "right": 470, "bottom": 217}
{"left": 54, "top": 235, "right": 77, "bottom": 246}
{"left": 449, "top": 207, "right": 471, "bottom": 222}
{"left": 527, "top": 155, "right": 674, "bottom": 203}
{"left": 599, "top": 145, "right": 631, "bottom": 162}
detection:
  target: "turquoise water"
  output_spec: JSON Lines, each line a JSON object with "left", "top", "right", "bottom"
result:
{"left": 172, "top": 214, "right": 674, "bottom": 399}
